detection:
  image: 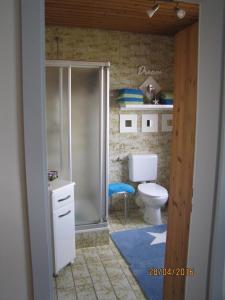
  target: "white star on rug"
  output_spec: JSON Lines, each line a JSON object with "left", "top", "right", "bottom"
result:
{"left": 147, "top": 231, "right": 167, "bottom": 245}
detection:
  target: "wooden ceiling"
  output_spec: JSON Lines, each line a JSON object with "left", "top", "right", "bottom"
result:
{"left": 45, "top": 0, "right": 199, "bottom": 36}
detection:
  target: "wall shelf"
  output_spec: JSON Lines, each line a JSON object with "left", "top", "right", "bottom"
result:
{"left": 119, "top": 104, "right": 173, "bottom": 111}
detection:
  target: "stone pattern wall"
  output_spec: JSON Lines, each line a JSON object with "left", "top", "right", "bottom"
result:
{"left": 46, "top": 27, "right": 174, "bottom": 209}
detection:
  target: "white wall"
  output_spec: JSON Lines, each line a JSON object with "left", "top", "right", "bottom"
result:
{"left": 0, "top": 1, "right": 32, "bottom": 299}
{"left": 185, "top": 0, "right": 225, "bottom": 299}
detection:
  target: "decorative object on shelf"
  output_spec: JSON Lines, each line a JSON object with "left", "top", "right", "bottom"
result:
{"left": 117, "top": 88, "right": 144, "bottom": 106}
{"left": 152, "top": 98, "right": 159, "bottom": 105}
{"left": 139, "top": 76, "right": 161, "bottom": 103}
{"left": 137, "top": 65, "right": 162, "bottom": 76}
{"left": 162, "top": 114, "right": 173, "bottom": 132}
{"left": 48, "top": 170, "right": 58, "bottom": 181}
{"left": 120, "top": 114, "right": 137, "bottom": 133}
{"left": 159, "top": 91, "right": 174, "bottom": 105}
{"left": 142, "top": 114, "right": 158, "bottom": 133}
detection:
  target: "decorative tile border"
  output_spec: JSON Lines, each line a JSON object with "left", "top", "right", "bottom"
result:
{"left": 141, "top": 114, "right": 158, "bottom": 132}
{"left": 162, "top": 114, "right": 173, "bottom": 132}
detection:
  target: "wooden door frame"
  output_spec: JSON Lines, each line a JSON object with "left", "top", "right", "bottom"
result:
{"left": 164, "top": 22, "right": 198, "bottom": 300}
{"left": 21, "top": 0, "right": 225, "bottom": 299}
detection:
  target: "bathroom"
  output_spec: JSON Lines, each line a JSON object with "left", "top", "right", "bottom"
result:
{"left": 45, "top": 2, "right": 198, "bottom": 300}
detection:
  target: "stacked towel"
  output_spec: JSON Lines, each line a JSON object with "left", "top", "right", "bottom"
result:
{"left": 159, "top": 91, "right": 174, "bottom": 105}
{"left": 117, "top": 88, "right": 144, "bottom": 106}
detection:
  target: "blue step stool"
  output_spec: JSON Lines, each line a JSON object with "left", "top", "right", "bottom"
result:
{"left": 108, "top": 183, "right": 135, "bottom": 223}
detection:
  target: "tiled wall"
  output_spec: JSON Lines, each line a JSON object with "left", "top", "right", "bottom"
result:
{"left": 46, "top": 26, "right": 174, "bottom": 192}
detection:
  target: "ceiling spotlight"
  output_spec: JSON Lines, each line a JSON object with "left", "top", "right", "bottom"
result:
{"left": 176, "top": 5, "right": 186, "bottom": 19}
{"left": 147, "top": 3, "right": 160, "bottom": 18}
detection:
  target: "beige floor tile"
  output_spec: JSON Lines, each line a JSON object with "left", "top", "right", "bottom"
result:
{"left": 104, "top": 263, "right": 125, "bottom": 278}
{"left": 72, "top": 263, "right": 90, "bottom": 279}
{"left": 96, "top": 249, "right": 116, "bottom": 262}
{"left": 56, "top": 266, "right": 74, "bottom": 289}
{"left": 72, "top": 254, "right": 86, "bottom": 266}
{"left": 74, "top": 276, "right": 93, "bottom": 287}
{"left": 76, "top": 285, "right": 97, "bottom": 300}
{"left": 110, "top": 277, "right": 137, "bottom": 299}
{"left": 89, "top": 272, "right": 110, "bottom": 286}
{"left": 55, "top": 209, "right": 165, "bottom": 300}
{"left": 116, "top": 289, "right": 138, "bottom": 300}
{"left": 92, "top": 280, "right": 112, "bottom": 292}
{"left": 57, "top": 288, "right": 77, "bottom": 300}
{"left": 120, "top": 265, "right": 137, "bottom": 286}
{"left": 118, "top": 258, "right": 129, "bottom": 268}
{"left": 110, "top": 274, "right": 134, "bottom": 291}
{"left": 95, "top": 289, "right": 117, "bottom": 300}
{"left": 131, "top": 284, "right": 146, "bottom": 300}
{"left": 53, "top": 286, "right": 58, "bottom": 300}
{"left": 87, "top": 262, "right": 106, "bottom": 273}
{"left": 101, "top": 259, "right": 117, "bottom": 268}
{"left": 82, "top": 247, "right": 97, "bottom": 254}
{"left": 96, "top": 244, "right": 111, "bottom": 251}
{"left": 83, "top": 250, "right": 102, "bottom": 265}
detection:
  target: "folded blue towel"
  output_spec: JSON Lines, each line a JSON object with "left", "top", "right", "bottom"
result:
{"left": 119, "top": 88, "right": 143, "bottom": 95}
{"left": 108, "top": 183, "right": 135, "bottom": 198}
{"left": 159, "top": 99, "right": 173, "bottom": 105}
{"left": 118, "top": 98, "right": 144, "bottom": 102}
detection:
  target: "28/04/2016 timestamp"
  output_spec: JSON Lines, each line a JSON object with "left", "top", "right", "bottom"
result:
{"left": 148, "top": 267, "right": 195, "bottom": 276}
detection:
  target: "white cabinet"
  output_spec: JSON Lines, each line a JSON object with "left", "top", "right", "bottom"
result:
{"left": 49, "top": 180, "right": 76, "bottom": 275}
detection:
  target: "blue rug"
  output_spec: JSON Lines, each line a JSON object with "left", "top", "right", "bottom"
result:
{"left": 111, "top": 224, "right": 166, "bottom": 300}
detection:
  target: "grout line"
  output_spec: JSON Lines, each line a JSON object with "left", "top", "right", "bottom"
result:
{"left": 86, "top": 249, "right": 120, "bottom": 300}
{"left": 70, "top": 264, "right": 78, "bottom": 299}
{"left": 109, "top": 238, "right": 146, "bottom": 300}
{"left": 104, "top": 243, "right": 138, "bottom": 300}
{"left": 98, "top": 259, "right": 120, "bottom": 300}
{"left": 82, "top": 251, "right": 105, "bottom": 300}
{"left": 54, "top": 278, "right": 58, "bottom": 300}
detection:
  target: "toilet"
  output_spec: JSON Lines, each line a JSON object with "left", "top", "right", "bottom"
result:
{"left": 129, "top": 154, "right": 168, "bottom": 225}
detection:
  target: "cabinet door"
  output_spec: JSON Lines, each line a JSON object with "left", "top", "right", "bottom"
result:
{"left": 53, "top": 202, "right": 75, "bottom": 274}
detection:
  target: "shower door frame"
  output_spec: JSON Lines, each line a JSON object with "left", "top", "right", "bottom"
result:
{"left": 46, "top": 60, "right": 110, "bottom": 229}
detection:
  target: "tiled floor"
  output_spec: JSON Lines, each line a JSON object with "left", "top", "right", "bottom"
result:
{"left": 54, "top": 209, "right": 167, "bottom": 300}
{"left": 109, "top": 209, "right": 167, "bottom": 232}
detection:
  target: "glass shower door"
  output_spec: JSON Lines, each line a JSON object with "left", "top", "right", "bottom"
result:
{"left": 71, "top": 68, "right": 101, "bottom": 226}
{"left": 46, "top": 67, "right": 61, "bottom": 175}
{"left": 46, "top": 66, "right": 70, "bottom": 181}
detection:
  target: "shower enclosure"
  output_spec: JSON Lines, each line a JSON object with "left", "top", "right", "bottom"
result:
{"left": 45, "top": 60, "right": 109, "bottom": 230}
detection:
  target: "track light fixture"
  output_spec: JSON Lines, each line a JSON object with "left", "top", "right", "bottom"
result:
{"left": 147, "top": 3, "right": 160, "bottom": 18}
{"left": 175, "top": 4, "right": 186, "bottom": 19}
{"left": 146, "top": 1, "right": 186, "bottom": 20}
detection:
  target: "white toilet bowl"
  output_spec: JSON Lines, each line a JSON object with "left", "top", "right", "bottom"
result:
{"left": 138, "top": 183, "right": 168, "bottom": 225}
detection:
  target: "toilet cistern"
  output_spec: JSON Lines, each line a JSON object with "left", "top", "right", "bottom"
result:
{"left": 128, "top": 154, "right": 168, "bottom": 225}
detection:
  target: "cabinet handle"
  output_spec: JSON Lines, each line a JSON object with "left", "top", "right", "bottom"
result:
{"left": 58, "top": 210, "right": 71, "bottom": 218}
{"left": 58, "top": 195, "right": 71, "bottom": 202}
